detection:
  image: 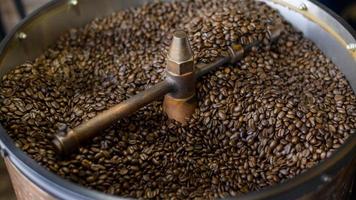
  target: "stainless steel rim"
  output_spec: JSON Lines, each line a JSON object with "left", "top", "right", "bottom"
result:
{"left": 0, "top": 0, "right": 355, "bottom": 200}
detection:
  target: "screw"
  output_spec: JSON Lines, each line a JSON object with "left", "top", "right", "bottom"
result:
{"left": 346, "top": 43, "right": 356, "bottom": 52}
{"left": 68, "top": 0, "right": 78, "bottom": 6}
{"left": 17, "top": 32, "right": 27, "bottom": 40}
{"left": 321, "top": 174, "right": 332, "bottom": 183}
{"left": 298, "top": 3, "right": 308, "bottom": 11}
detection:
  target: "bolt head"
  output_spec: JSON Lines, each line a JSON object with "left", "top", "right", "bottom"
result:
{"left": 167, "top": 56, "right": 194, "bottom": 75}
{"left": 17, "top": 32, "right": 27, "bottom": 40}
{"left": 321, "top": 174, "right": 332, "bottom": 182}
{"left": 298, "top": 3, "right": 308, "bottom": 11}
{"left": 69, "top": 0, "right": 78, "bottom": 6}
{"left": 166, "top": 31, "right": 194, "bottom": 75}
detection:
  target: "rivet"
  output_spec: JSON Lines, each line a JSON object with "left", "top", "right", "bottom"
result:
{"left": 17, "top": 32, "right": 27, "bottom": 40}
{"left": 68, "top": 0, "right": 78, "bottom": 6}
{"left": 298, "top": 3, "right": 308, "bottom": 11}
{"left": 0, "top": 145, "right": 8, "bottom": 158}
{"left": 346, "top": 43, "right": 356, "bottom": 52}
{"left": 321, "top": 174, "right": 332, "bottom": 183}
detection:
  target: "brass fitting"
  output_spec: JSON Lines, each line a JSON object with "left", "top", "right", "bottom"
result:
{"left": 166, "top": 31, "right": 195, "bottom": 76}
{"left": 163, "top": 31, "right": 197, "bottom": 124}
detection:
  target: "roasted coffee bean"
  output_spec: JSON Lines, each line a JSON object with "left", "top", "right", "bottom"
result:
{"left": 0, "top": 0, "right": 355, "bottom": 199}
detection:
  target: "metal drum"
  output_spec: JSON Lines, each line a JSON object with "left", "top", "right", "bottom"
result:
{"left": 0, "top": 0, "right": 355, "bottom": 199}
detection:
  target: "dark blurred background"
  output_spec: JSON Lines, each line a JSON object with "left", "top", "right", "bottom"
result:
{"left": 0, "top": 0, "right": 355, "bottom": 199}
{"left": 320, "top": 0, "right": 356, "bottom": 29}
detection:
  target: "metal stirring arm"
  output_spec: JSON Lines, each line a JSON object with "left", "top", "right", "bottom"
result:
{"left": 53, "top": 23, "right": 284, "bottom": 155}
{"left": 53, "top": 81, "right": 173, "bottom": 155}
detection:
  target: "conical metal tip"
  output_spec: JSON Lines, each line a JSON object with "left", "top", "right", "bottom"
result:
{"left": 168, "top": 31, "right": 193, "bottom": 62}
{"left": 173, "top": 30, "right": 188, "bottom": 39}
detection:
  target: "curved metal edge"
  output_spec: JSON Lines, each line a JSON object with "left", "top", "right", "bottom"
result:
{"left": 0, "top": 126, "right": 128, "bottom": 199}
{"left": 0, "top": 0, "right": 354, "bottom": 200}
{"left": 0, "top": 1, "right": 130, "bottom": 199}
{"left": 228, "top": 134, "right": 356, "bottom": 200}
{"left": 0, "top": 0, "right": 58, "bottom": 65}
{"left": 233, "top": 0, "right": 356, "bottom": 199}
{"left": 264, "top": 0, "right": 356, "bottom": 45}
{"left": 309, "top": 0, "right": 356, "bottom": 39}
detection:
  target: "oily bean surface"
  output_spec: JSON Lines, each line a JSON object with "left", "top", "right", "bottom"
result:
{"left": 1, "top": 0, "right": 356, "bottom": 199}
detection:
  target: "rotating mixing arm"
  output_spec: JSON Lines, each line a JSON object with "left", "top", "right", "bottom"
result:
{"left": 53, "top": 23, "right": 284, "bottom": 156}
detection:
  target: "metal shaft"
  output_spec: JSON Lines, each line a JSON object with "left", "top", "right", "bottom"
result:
{"left": 53, "top": 53, "right": 239, "bottom": 155}
{"left": 53, "top": 81, "right": 172, "bottom": 155}
{"left": 196, "top": 57, "right": 232, "bottom": 78}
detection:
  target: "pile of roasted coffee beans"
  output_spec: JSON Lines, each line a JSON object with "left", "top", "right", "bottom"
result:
{"left": 0, "top": 0, "right": 355, "bottom": 199}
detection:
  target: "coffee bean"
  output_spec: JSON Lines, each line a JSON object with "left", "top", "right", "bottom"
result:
{"left": 119, "top": 168, "right": 129, "bottom": 175}
{"left": 0, "top": 0, "right": 354, "bottom": 199}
